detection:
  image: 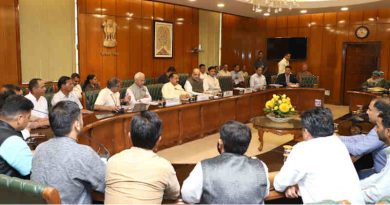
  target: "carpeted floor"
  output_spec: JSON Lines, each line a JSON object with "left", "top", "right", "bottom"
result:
{"left": 158, "top": 104, "right": 349, "bottom": 164}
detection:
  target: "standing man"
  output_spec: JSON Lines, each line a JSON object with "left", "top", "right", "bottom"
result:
{"left": 254, "top": 50, "right": 268, "bottom": 73}
{"left": 184, "top": 68, "right": 208, "bottom": 96}
{"left": 158, "top": 66, "right": 176, "bottom": 84}
{"left": 199, "top": 64, "right": 207, "bottom": 80}
{"left": 204, "top": 66, "right": 221, "bottom": 94}
{"left": 217, "top": 64, "right": 231, "bottom": 77}
{"left": 0, "top": 95, "right": 33, "bottom": 177}
{"left": 31, "top": 101, "right": 106, "bottom": 204}
{"left": 105, "top": 111, "right": 180, "bottom": 204}
{"left": 52, "top": 76, "right": 83, "bottom": 109}
{"left": 181, "top": 121, "right": 269, "bottom": 204}
{"left": 94, "top": 78, "right": 130, "bottom": 111}
{"left": 250, "top": 67, "right": 267, "bottom": 91}
{"left": 274, "top": 108, "right": 364, "bottom": 204}
{"left": 278, "top": 53, "right": 291, "bottom": 74}
{"left": 71, "top": 73, "right": 82, "bottom": 100}
{"left": 126, "top": 72, "right": 152, "bottom": 107}
{"left": 340, "top": 98, "right": 389, "bottom": 179}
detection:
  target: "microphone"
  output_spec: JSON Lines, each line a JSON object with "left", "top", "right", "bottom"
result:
{"left": 33, "top": 109, "right": 49, "bottom": 115}
{"left": 82, "top": 132, "right": 111, "bottom": 159}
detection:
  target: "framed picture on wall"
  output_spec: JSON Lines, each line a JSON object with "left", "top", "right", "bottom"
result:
{"left": 153, "top": 21, "right": 173, "bottom": 58}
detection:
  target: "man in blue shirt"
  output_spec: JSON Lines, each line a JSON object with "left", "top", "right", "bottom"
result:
{"left": 0, "top": 95, "right": 34, "bottom": 177}
{"left": 340, "top": 98, "right": 389, "bottom": 179}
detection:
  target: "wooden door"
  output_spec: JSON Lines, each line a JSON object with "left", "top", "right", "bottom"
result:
{"left": 341, "top": 42, "right": 381, "bottom": 105}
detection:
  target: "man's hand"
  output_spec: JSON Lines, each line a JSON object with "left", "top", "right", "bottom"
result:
{"left": 111, "top": 106, "right": 121, "bottom": 112}
{"left": 285, "top": 185, "right": 300, "bottom": 198}
{"left": 122, "top": 95, "right": 131, "bottom": 103}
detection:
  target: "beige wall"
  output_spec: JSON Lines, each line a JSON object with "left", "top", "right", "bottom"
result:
{"left": 199, "top": 10, "right": 221, "bottom": 68}
{"left": 19, "top": 0, "right": 76, "bottom": 83}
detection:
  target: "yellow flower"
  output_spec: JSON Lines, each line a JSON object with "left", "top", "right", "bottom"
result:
{"left": 274, "top": 106, "right": 279, "bottom": 110}
{"left": 282, "top": 94, "right": 286, "bottom": 99}
{"left": 291, "top": 108, "right": 295, "bottom": 112}
{"left": 279, "top": 103, "right": 290, "bottom": 113}
{"left": 265, "top": 100, "right": 274, "bottom": 109}
{"left": 278, "top": 100, "right": 282, "bottom": 104}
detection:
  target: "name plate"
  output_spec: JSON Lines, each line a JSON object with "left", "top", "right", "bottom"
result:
{"left": 244, "top": 88, "right": 253, "bottom": 94}
{"left": 197, "top": 95, "right": 210, "bottom": 102}
{"left": 223, "top": 91, "right": 233, "bottom": 97}
{"left": 165, "top": 98, "right": 181, "bottom": 107}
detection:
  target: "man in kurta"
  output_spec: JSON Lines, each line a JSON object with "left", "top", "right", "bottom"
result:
{"left": 162, "top": 73, "right": 189, "bottom": 100}
{"left": 126, "top": 72, "right": 152, "bottom": 107}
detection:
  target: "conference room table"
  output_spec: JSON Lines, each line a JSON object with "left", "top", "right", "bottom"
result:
{"left": 347, "top": 90, "right": 388, "bottom": 112}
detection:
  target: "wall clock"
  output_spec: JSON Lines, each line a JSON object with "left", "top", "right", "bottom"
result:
{"left": 355, "top": 26, "right": 369, "bottom": 39}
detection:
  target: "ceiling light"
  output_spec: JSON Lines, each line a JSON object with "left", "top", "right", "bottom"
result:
{"left": 255, "top": 8, "right": 262, "bottom": 13}
{"left": 368, "top": 18, "right": 375, "bottom": 21}
{"left": 340, "top": 7, "right": 348, "bottom": 11}
{"left": 188, "top": 0, "right": 196, "bottom": 2}
{"left": 264, "top": 12, "right": 270, "bottom": 16}
{"left": 300, "top": 10, "right": 307, "bottom": 14}
{"left": 250, "top": 0, "right": 299, "bottom": 13}
{"left": 217, "top": 3, "right": 225, "bottom": 8}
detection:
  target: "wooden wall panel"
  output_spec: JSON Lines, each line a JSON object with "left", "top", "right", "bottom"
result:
{"left": 78, "top": 0, "right": 199, "bottom": 85}
{"left": 222, "top": 8, "right": 390, "bottom": 104}
{"left": 0, "top": 0, "right": 21, "bottom": 85}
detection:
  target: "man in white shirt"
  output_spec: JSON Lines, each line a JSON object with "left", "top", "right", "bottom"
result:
{"left": 184, "top": 68, "right": 208, "bottom": 96}
{"left": 199, "top": 64, "right": 207, "bottom": 80}
{"left": 71, "top": 73, "right": 82, "bottom": 100}
{"left": 161, "top": 73, "right": 189, "bottom": 100}
{"left": 217, "top": 64, "right": 231, "bottom": 77}
{"left": 24, "top": 78, "right": 50, "bottom": 128}
{"left": 250, "top": 67, "right": 267, "bottom": 91}
{"left": 360, "top": 107, "right": 390, "bottom": 204}
{"left": 52, "top": 76, "right": 83, "bottom": 109}
{"left": 204, "top": 66, "right": 221, "bottom": 94}
{"left": 126, "top": 72, "right": 152, "bottom": 107}
{"left": 181, "top": 121, "right": 269, "bottom": 204}
{"left": 274, "top": 107, "right": 365, "bottom": 204}
{"left": 278, "top": 53, "right": 291, "bottom": 74}
{"left": 94, "top": 78, "right": 130, "bottom": 112}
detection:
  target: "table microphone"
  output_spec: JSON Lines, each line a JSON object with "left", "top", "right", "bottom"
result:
{"left": 82, "top": 133, "right": 111, "bottom": 159}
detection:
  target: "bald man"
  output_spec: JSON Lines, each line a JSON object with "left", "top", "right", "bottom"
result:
{"left": 184, "top": 68, "right": 209, "bottom": 96}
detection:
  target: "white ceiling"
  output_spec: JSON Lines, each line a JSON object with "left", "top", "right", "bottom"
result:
{"left": 155, "top": 0, "right": 390, "bottom": 17}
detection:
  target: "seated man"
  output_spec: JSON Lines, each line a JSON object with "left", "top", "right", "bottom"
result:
{"left": 199, "top": 64, "right": 207, "bottom": 80}
{"left": 184, "top": 68, "right": 208, "bottom": 96}
{"left": 297, "top": 63, "right": 313, "bottom": 83}
{"left": 94, "top": 78, "right": 130, "bottom": 111}
{"left": 204, "top": 66, "right": 221, "bottom": 94}
{"left": 158, "top": 66, "right": 176, "bottom": 84}
{"left": 250, "top": 66, "right": 267, "bottom": 91}
{"left": 181, "top": 121, "right": 269, "bottom": 204}
{"left": 0, "top": 95, "right": 33, "bottom": 177}
{"left": 240, "top": 65, "right": 249, "bottom": 78}
{"left": 217, "top": 64, "right": 231, "bottom": 77}
{"left": 71, "top": 73, "right": 82, "bottom": 100}
{"left": 340, "top": 98, "right": 389, "bottom": 179}
{"left": 274, "top": 107, "right": 364, "bottom": 204}
{"left": 362, "top": 70, "right": 385, "bottom": 88}
{"left": 52, "top": 76, "right": 83, "bottom": 109}
{"left": 31, "top": 101, "right": 106, "bottom": 204}
{"left": 231, "top": 64, "right": 245, "bottom": 87}
{"left": 126, "top": 72, "right": 152, "bottom": 106}
{"left": 105, "top": 111, "right": 180, "bottom": 204}
{"left": 1, "top": 84, "right": 23, "bottom": 96}
{"left": 24, "top": 78, "right": 49, "bottom": 128}
{"left": 161, "top": 73, "right": 189, "bottom": 100}
{"left": 360, "top": 109, "right": 390, "bottom": 203}
{"left": 276, "top": 66, "right": 299, "bottom": 87}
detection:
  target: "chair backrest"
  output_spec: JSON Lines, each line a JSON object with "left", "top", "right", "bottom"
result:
{"left": 218, "top": 76, "right": 233, "bottom": 92}
{"left": 44, "top": 93, "right": 54, "bottom": 111}
{"left": 122, "top": 79, "right": 134, "bottom": 88}
{"left": 120, "top": 87, "right": 127, "bottom": 99}
{"left": 178, "top": 73, "right": 189, "bottom": 88}
{"left": 271, "top": 75, "right": 277, "bottom": 84}
{"left": 301, "top": 75, "right": 319, "bottom": 87}
{"left": 85, "top": 90, "right": 100, "bottom": 110}
{"left": 145, "top": 77, "right": 154, "bottom": 85}
{"left": 146, "top": 83, "right": 163, "bottom": 101}
{"left": 385, "top": 80, "right": 390, "bottom": 89}
{"left": 0, "top": 174, "right": 61, "bottom": 204}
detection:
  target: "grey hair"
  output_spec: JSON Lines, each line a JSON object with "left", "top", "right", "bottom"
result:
{"left": 134, "top": 72, "right": 145, "bottom": 80}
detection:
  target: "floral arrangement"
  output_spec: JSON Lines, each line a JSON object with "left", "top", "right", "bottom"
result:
{"left": 264, "top": 94, "right": 296, "bottom": 118}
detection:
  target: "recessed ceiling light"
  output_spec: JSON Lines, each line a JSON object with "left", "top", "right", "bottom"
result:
{"left": 217, "top": 3, "right": 225, "bottom": 8}
{"left": 300, "top": 10, "right": 307, "bottom": 14}
{"left": 188, "top": 0, "right": 196, "bottom": 2}
{"left": 341, "top": 7, "right": 348, "bottom": 11}
{"left": 264, "top": 13, "right": 270, "bottom": 16}
{"left": 368, "top": 17, "right": 375, "bottom": 21}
